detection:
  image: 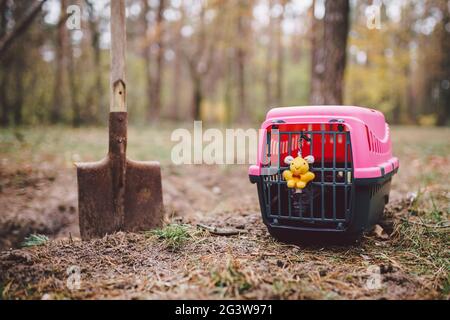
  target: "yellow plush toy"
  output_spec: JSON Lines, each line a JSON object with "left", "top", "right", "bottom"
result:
{"left": 282, "top": 154, "right": 315, "bottom": 189}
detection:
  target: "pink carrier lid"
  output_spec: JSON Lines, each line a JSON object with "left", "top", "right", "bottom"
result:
{"left": 249, "top": 106, "right": 399, "bottom": 180}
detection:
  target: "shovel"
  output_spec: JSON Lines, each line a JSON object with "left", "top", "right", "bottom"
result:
{"left": 76, "top": 0, "right": 163, "bottom": 239}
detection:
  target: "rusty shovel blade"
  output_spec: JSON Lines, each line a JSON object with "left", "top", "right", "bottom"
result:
{"left": 123, "top": 159, "right": 163, "bottom": 232}
{"left": 76, "top": 159, "right": 164, "bottom": 240}
{"left": 76, "top": 113, "right": 164, "bottom": 240}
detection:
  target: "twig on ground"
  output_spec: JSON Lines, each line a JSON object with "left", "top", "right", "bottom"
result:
{"left": 197, "top": 224, "right": 248, "bottom": 236}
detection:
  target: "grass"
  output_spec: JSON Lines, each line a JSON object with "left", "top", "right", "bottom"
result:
{"left": 0, "top": 283, "right": 4, "bottom": 300}
{"left": 0, "top": 125, "right": 177, "bottom": 171}
{"left": 20, "top": 234, "right": 49, "bottom": 248}
{"left": 385, "top": 175, "right": 449, "bottom": 294}
{"left": 442, "top": 276, "right": 450, "bottom": 296}
{"left": 0, "top": 281, "right": 13, "bottom": 300}
{"left": 0, "top": 122, "right": 260, "bottom": 173}
{"left": 148, "top": 224, "right": 191, "bottom": 249}
{"left": 211, "top": 257, "right": 252, "bottom": 296}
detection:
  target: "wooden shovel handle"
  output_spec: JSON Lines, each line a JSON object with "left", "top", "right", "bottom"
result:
{"left": 110, "top": 0, "right": 126, "bottom": 113}
{"left": 109, "top": 1, "right": 127, "bottom": 227}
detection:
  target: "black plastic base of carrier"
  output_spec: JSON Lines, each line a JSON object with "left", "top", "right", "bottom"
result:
{"left": 251, "top": 170, "right": 395, "bottom": 246}
{"left": 267, "top": 226, "right": 362, "bottom": 245}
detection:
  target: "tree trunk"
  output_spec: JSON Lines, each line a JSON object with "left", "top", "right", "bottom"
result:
{"left": 310, "top": 0, "right": 324, "bottom": 105}
{"left": 51, "top": 0, "right": 69, "bottom": 123}
{"left": 92, "top": 27, "right": 103, "bottom": 124}
{"left": 144, "top": 53, "right": 153, "bottom": 121}
{"left": 264, "top": 1, "right": 274, "bottom": 109}
{"left": 0, "top": 70, "right": 9, "bottom": 126}
{"left": 275, "top": 1, "right": 284, "bottom": 106}
{"left": 236, "top": 2, "right": 249, "bottom": 122}
{"left": 264, "top": 41, "right": 273, "bottom": 108}
{"left": 406, "top": 79, "right": 417, "bottom": 124}
{"left": 192, "top": 76, "right": 202, "bottom": 121}
{"left": 141, "top": 0, "right": 152, "bottom": 122}
{"left": 170, "top": 46, "right": 181, "bottom": 121}
{"left": 436, "top": 6, "right": 450, "bottom": 126}
{"left": 69, "top": 48, "right": 81, "bottom": 127}
{"left": 392, "top": 98, "right": 401, "bottom": 124}
{"left": 86, "top": 0, "right": 102, "bottom": 124}
{"left": 0, "top": 0, "right": 9, "bottom": 126}
{"left": 224, "top": 50, "right": 233, "bottom": 125}
{"left": 149, "top": 0, "right": 165, "bottom": 121}
{"left": 13, "top": 60, "right": 24, "bottom": 125}
{"left": 236, "top": 45, "right": 247, "bottom": 121}
{"left": 310, "top": 0, "right": 350, "bottom": 105}
{"left": 170, "top": 6, "right": 188, "bottom": 121}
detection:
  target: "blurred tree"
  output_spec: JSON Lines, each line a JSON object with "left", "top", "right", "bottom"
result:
{"left": 0, "top": 0, "right": 10, "bottom": 125}
{"left": 428, "top": 0, "right": 450, "bottom": 126}
{"left": 264, "top": 0, "right": 275, "bottom": 109}
{"left": 152, "top": 0, "right": 166, "bottom": 121}
{"left": 85, "top": 0, "right": 104, "bottom": 124}
{"left": 0, "top": 0, "right": 47, "bottom": 126}
{"left": 0, "top": 0, "right": 47, "bottom": 60}
{"left": 310, "top": 0, "right": 350, "bottom": 105}
{"left": 141, "top": 0, "right": 166, "bottom": 122}
{"left": 168, "top": 5, "right": 184, "bottom": 121}
{"left": 275, "top": 0, "right": 286, "bottom": 106}
{"left": 68, "top": 0, "right": 81, "bottom": 128}
{"left": 141, "top": 0, "right": 152, "bottom": 121}
{"left": 181, "top": 1, "right": 219, "bottom": 120}
{"left": 347, "top": 1, "right": 411, "bottom": 123}
{"left": 235, "top": 0, "right": 252, "bottom": 122}
{"left": 0, "top": 0, "right": 446, "bottom": 127}
{"left": 51, "top": 0, "right": 69, "bottom": 124}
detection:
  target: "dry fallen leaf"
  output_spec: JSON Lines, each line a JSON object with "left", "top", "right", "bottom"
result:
{"left": 360, "top": 254, "right": 371, "bottom": 261}
{"left": 373, "top": 224, "right": 389, "bottom": 240}
{"left": 406, "top": 192, "right": 418, "bottom": 204}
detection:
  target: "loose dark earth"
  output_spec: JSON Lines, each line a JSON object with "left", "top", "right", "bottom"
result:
{"left": 0, "top": 126, "right": 448, "bottom": 299}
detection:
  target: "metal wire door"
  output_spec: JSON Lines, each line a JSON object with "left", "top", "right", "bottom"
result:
{"left": 261, "top": 123, "right": 354, "bottom": 230}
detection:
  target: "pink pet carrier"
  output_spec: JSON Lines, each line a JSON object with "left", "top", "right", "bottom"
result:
{"left": 249, "top": 106, "right": 399, "bottom": 244}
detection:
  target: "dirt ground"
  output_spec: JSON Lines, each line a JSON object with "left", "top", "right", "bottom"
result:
{"left": 0, "top": 125, "right": 448, "bottom": 299}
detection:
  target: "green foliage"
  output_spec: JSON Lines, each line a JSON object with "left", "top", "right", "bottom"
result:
{"left": 149, "top": 224, "right": 191, "bottom": 249}
{"left": 442, "top": 276, "right": 450, "bottom": 296}
{"left": 429, "top": 196, "right": 444, "bottom": 224}
{"left": 211, "top": 259, "right": 252, "bottom": 294}
{"left": 345, "top": 16, "right": 410, "bottom": 120}
{"left": 21, "top": 234, "right": 49, "bottom": 248}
